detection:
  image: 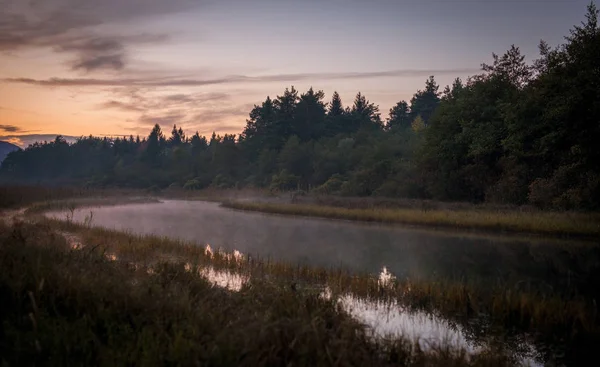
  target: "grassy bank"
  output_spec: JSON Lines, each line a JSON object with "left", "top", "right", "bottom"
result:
{"left": 222, "top": 200, "right": 600, "bottom": 239}
{"left": 24, "top": 196, "right": 160, "bottom": 215}
{"left": 2, "top": 187, "right": 598, "bottom": 365}
{"left": 1, "top": 220, "right": 520, "bottom": 367}
{"left": 24, "top": 216, "right": 600, "bottom": 364}
{"left": 0, "top": 185, "right": 151, "bottom": 211}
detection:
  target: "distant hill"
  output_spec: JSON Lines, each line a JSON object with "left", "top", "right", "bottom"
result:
{"left": 0, "top": 141, "right": 20, "bottom": 163}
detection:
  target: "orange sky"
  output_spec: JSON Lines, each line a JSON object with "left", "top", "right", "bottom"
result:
{"left": 0, "top": 0, "right": 589, "bottom": 147}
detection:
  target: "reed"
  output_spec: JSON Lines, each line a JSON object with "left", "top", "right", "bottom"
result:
{"left": 222, "top": 200, "right": 600, "bottom": 239}
{"left": 40, "top": 217, "right": 600, "bottom": 340}
{"left": 0, "top": 220, "right": 519, "bottom": 367}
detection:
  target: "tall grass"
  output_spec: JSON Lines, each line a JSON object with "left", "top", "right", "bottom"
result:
{"left": 24, "top": 196, "right": 160, "bottom": 215}
{"left": 41, "top": 218, "right": 600, "bottom": 340}
{"left": 0, "top": 185, "right": 145, "bottom": 210}
{"left": 0, "top": 220, "right": 517, "bottom": 366}
{"left": 222, "top": 201, "right": 600, "bottom": 239}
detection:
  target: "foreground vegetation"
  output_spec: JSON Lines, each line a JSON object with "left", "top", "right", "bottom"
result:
{"left": 2, "top": 219, "right": 525, "bottom": 367}
{"left": 222, "top": 200, "right": 600, "bottom": 239}
{"left": 2, "top": 4, "right": 600, "bottom": 211}
{"left": 0, "top": 219, "right": 600, "bottom": 366}
{"left": 1, "top": 185, "right": 599, "bottom": 365}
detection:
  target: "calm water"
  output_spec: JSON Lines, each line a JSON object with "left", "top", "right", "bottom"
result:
{"left": 47, "top": 200, "right": 600, "bottom": 366}
{"left": 49, "top": 200, "right": 600, "bottom": 297}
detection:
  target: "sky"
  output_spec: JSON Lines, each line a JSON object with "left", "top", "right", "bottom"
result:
{"left": 0, "top": 0, "right": 593, "bottom": 147}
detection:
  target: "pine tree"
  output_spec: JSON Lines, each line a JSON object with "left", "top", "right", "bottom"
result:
{"left": 350, "top": 92, "right": 381, "bottom": 131}
{"left": 328, "top": 91, "right": 344, "bottom": 117}
{"left": 409, "top": 76, "right": 440, "bottom": 125}
{"left": 386, "top": 101, "right": 411, "bottom": 131}
{"left": 144, "top": 124, "right": 164, "bottom": 166}
{"left": 169, "top": 124, "right": 184, "bottom": 146}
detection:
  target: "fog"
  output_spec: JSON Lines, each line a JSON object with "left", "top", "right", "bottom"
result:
{"left": 48, "top": 200, "right": 600, "bottom": 295}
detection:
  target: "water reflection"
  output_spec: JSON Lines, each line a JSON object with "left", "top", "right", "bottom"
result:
{"left": 378, "top": 266, "right": 396, "bottom": 288}
{"left": 46, "top": 201, "right": 595, "bottom": 366}
{"left": 193, "top": 256, "right": 542, "bottom": 367}
{"left": 46, "top": 200, "right": 600, "bottom": 301}
{"left": 197, "top": 266, "right": 247, "bottom": 291}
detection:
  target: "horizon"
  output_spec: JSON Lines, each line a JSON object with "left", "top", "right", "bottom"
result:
{"left": 0, "top": 0, "right": 593, "bottom": 147}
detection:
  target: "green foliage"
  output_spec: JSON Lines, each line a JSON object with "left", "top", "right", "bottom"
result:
{"left": 211, "top": 174, "right": 234, "bottom": 189}
{"left": 386, "top": 100, "right": 411, "bottom": 131}
{"left": 411, "top": 115, "right": 426, "bottom": 133}
{"left": 314, "top": 173, "right": 345, "bottom": 194}
{"left": 409, "top": 76, "right": 440, "bottom": 124}
{"left": 2, "top": 219, "right": 549, "bottom": 367}
{"left": 270, "top": 169, "right": 300, "bottom": 191}
{"left": 1, "top": 3, "right": 599, "bottom": 210}
{"left": 183, "top": 178, "right": 203, "bottom": 190}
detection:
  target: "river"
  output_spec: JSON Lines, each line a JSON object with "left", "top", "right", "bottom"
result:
{"left": 47, "top": 199, "right": 600, "bottom": 366}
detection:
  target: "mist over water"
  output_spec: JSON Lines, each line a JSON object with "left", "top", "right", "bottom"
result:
{"left": 48, "top": 200, "right": 600, "bottom": 298}
{"left": 48, "top": 199, "right": 595, "bottom": 366}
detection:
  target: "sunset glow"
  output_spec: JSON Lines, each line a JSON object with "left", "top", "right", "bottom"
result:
{"left": 0, "top": 0, "right": 589, "bottom": 147}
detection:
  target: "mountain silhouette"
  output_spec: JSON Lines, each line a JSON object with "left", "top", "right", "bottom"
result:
{"left": 0, "top": 141, "right": 20, "bottom": 163}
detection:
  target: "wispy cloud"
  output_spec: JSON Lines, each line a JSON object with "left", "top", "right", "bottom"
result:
{"left": 0, "top": 134, "right": 78, "bottom": 148}
{"left": 99, "top": 91, "right": 231, "bottom": 114}
{"left": 194, "top": 123, "right": 244, "bottom": 136}
{"left": 4, "top": 68, "right": 481, "bottom": 87}
{"left": 138, "top": 112, "right": 186, "bottom": 127}
{"left": 0, "top": 124, "right": 22, "bottom": 133}
{"left": 0, "top": 0, "right": 194, "bottom": 73}
{"left": 193, "top": 103, "right": 255, "bottom": 123}
{"left": 59, "top": 34, "right": 169, "bottom": 72}
{"left": 100, "top": 100, "right": 145, "bottom": 112}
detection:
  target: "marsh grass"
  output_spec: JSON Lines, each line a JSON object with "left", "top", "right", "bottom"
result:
{"left": 2, "top": 186, "right": 598, "bottom": 365}
{"left": 222, "top": 201, "right": 600, "bottom": 239}
{"left": 0, "top": 220, "right": 517, "bottom": 367}
{"left": 39, "top": 217, "right": 600, "bottom": 340}
{"left": 24, "top": 196, "right": 161, "bottom": 215}
{"left": 0, "top": 185, "right": 90, "bottom": 209}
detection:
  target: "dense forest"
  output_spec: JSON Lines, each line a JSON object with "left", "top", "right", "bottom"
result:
{"left": 2, "top": 4, "right": 599, "bottom": 210}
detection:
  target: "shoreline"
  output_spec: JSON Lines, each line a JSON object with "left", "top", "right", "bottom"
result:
{"left": 221, "top": 200, "right": 600, "bottom": 240}
{"left": 2, "top": 191, "right": 598, "bottom": 365}
{"left": 19, "top": 192, "right": 599, "bottom": 242}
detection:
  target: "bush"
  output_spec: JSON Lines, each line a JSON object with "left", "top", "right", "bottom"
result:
{"left": 211, "top": 174, "right": 234, "bottom": 189}
{"left": 527, "top": 164, "right": 600, "bottom": 210}
{"left": 183, "top": 179, "right": 202, "bottom": 190}
{"left": 314, "top": 174, "right": 344, "bottom": 194}
{"left": 269, "top": 170, "right": 299, "bottom": 191}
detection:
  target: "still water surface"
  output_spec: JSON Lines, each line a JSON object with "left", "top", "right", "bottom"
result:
{"left": 48, "top": 200, "right": 600, "bottom": 366}
{"left": 49, "top": 200, "right": 599, "bottom": 296}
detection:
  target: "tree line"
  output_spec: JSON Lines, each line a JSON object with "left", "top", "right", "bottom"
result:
{"left": 2, "top": 3, "right": 599, "bottom": 210}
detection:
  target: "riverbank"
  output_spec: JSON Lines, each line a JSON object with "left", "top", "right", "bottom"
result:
{"left": 3, "top": 185, "right": 598, "bottom": 239}
{"left": 222, "top": 200, "right": 600, "bottom": 239}
{"left": 2, "top": 189, "right": 599, "bottom": 365}
{"left": 2, "top": 217, "right": 526, "bottom": 366}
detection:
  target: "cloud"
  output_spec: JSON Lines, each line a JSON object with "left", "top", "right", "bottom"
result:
{"left": 0, "top": 124, "right": 22, "bottom": 133}
{"left": 193, "top": 103, "right": 254, "bottom": 123}
{"left": 100, "top": 101, "right": 144, "bottom": 112}
{"left": 57, "top": 34, "right": 169, "bottom": 72}
{"left": 0, "top": 0, "right": 194, "bottom": 72}
{"left": 4, "top": 68, "right": 482, "bottom": 87}
{"left": 159, "top": 92, "right": 230, "bottom": 106}
{"left": 194, "top": 123, "right": 243, "bottom": 136}
{"left": 74, "top": 54, "right": 125, "bottom": 71}
{"left": 99, "top": 91, "right": 230, "bottom": 115}
{"left": 1, "top": 136, "right": 24, "bottom": 147}
{"left": 0, "top": 0, "right": 203, "bottom": 49}
{"left": 138, "top": 112, "right": 186, "bottom": 127}
{"left": 0, "top": 134, "right": 78, "bottom": 148}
